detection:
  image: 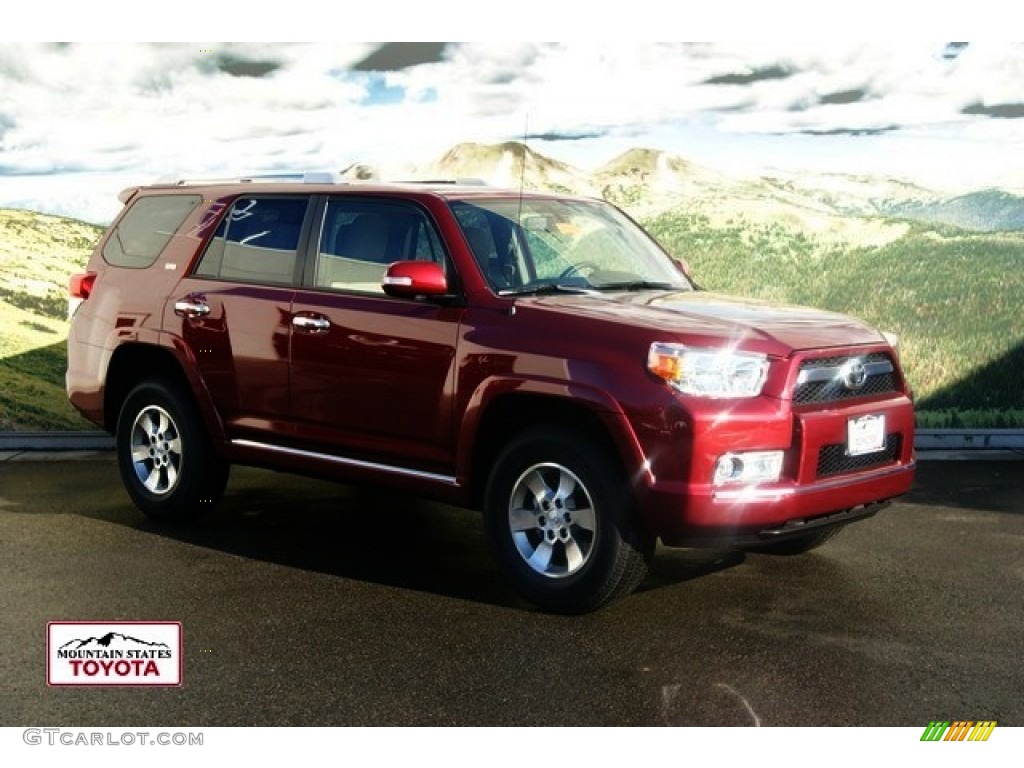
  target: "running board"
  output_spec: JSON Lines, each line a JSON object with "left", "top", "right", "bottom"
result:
{"left": 230, "top": 439, "right": 458, "bottom": 486}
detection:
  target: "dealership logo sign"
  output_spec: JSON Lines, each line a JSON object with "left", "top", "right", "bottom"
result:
{"left": 47, "top": 622, "right": 182, "bottom": 687}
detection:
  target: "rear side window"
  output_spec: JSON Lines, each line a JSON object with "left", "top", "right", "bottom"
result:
{"left": 194, "top": 197, "right": 308, "bottom": 285}
{"left": 103, "top": 194, "right": 201, "bottom": 268}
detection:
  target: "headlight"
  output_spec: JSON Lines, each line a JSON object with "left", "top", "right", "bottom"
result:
{"left": 647, "top": 343, "right": 769, "bottom": 398}
{"left": 881, "top": 330, "right": 900, "bottom": 361}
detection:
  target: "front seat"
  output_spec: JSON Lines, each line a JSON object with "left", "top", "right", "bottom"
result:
{"left": 463, "top": 225, "right": 509, "bottom": 289}
{"left": 333, "top": 213, "right": 391, "bottom": 264}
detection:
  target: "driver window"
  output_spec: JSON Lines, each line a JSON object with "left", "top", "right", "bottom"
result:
{"left": 315, "top": 201, "right": 445, "bottom": 294}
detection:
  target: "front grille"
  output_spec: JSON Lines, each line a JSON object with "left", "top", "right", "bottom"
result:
{"left": 794, "top": 352, "right": 898, "bottom": 405}
{"left": 799, "top": 352, "right": 889, "bottom": 369}
{"left": 795, "top": 373, "right": 898, "bottom": 404}
{"left": 816, "top": 434, "right": 902, "bottom": 478}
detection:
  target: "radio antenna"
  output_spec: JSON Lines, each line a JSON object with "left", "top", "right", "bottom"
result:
{"left": 517, "top": 113, "right": 527, "bottom": 227}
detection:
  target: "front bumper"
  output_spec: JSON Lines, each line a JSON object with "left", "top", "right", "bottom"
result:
{"left": 634, "top": 391, "right": 916, "bottom": 546}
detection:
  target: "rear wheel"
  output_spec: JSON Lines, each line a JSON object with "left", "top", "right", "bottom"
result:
{"left": 749, "top": 527, "right": 842, "bottom": 555}
{"left": 484, "top": 427, "right": 652, "bottom": 613}
{"left": 116, "top": 380, "right": 228, "bottom": 522}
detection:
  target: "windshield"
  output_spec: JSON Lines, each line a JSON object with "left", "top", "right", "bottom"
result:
{"left": 449, "top": 198, "right": 692, "bottom": 295}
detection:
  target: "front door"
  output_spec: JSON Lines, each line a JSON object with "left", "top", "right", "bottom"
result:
{"left": 288, "top": 198, "right": 462, "bottom": 472}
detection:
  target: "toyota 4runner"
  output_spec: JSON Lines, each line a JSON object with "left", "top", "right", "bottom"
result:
{"left": 67, "top": 175, "right": 915, "bottom": 613}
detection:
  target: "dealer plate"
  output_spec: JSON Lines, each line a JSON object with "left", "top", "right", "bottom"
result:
{"left": 848, "top": 414, "right": 886, "bottom": 456}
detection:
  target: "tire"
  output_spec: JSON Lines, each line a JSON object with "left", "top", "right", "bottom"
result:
{"left": 115, "top": 380, "right": 229, "bottom": 522}
{"left": 484, "top": 427, "right": 653, "bottom": 614}
{"left": 748, "top": 526, "right": 842, "bottom": 555}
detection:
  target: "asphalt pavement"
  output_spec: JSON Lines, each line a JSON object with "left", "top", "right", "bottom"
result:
{"left": 0, "top": 453, "right": 1021, "bottom": 726}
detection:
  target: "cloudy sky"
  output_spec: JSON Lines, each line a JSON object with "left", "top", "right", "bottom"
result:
{"left": 2, "top": 40, "right": 1024, "bottom": 223}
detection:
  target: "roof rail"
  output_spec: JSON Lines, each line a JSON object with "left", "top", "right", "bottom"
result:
{"left": 396, "top": 178, "right": 489, "bottom": 186}
{"left": 162, "top": 171, "right": 346, "bottom": 186}
{"left": 146, "top": 173, "right": 490, "bottom": 189}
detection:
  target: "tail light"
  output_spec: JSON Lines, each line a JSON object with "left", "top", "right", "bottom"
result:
{"left": 68, "top": 272, "right": 97, "bottom": 319}
{"left": 70, "top": 272, "right": 97, "bottom": 299}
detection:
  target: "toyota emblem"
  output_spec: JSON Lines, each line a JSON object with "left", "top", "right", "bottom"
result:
{"left": 839, "top": 358, "right": 868, "bottom": 390}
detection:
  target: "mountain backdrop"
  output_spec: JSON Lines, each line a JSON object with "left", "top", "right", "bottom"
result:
{"left": 422, "top": 141, "right": 1024, "bottom": 236}
{"left": 2, "top": 142, "right": 1023, "bottom": 429}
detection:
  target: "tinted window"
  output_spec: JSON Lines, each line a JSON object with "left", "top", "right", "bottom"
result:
{"left": 450, "top": 198, "right": 689, "bottom": 293}
{"left": 102, "top": 194, "right": 201, "bottom": 268}
{"left": 450, "top": 202, "right": 527, "bottom": 290}
{"left": 194, "top": 197, "right": 308, "bottom": 285}
{"left": 314, "top": 199, "right": 446, "bottom": 294}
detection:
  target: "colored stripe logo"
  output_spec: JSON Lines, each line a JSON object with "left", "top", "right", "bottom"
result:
{"left": 921, "top": 721, "right": 997, "bottom": 741}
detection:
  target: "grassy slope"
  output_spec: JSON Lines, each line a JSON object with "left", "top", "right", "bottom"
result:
{"left": 0, "top": 209, "right": 102, "bottom": 430}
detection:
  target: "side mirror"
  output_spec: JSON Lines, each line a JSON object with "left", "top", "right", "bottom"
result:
{"left": 671, "top": 257, "right": 693, "bottom": 280}
{"left": 382, "top": 261, "right": 449, "bottom": 298}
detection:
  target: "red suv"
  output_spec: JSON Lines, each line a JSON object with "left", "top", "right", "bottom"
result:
{"left": 67, "top": 176, "right": 915, "bottom": 613}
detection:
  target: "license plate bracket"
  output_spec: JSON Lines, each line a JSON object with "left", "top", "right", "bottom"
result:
{"left": 848, "top": 414, "right": 886, "bottom": 456}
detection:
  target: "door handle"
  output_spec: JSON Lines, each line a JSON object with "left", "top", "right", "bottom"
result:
{"left": 292, "top": 315, "right": 331, "bottom": 333}
{"left": 174, "top": 299, "right": 210, "bottom": 318}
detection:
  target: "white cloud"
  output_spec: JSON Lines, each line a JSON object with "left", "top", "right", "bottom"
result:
{"left": 0, "top": 43, "right": 373, "bottom": 173}
{"left": 0, "top": 171, "right": 143, "bottom": 223}
{"left": 2, "top": 42, "right": 1024, "bottom": 221}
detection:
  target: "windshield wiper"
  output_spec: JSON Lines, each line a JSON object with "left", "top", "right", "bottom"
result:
{"left": 497, "top": 283, "right": 594, "bottom": 297}
{"left": 591, "top": 280, "right": 678, "bottom": 292}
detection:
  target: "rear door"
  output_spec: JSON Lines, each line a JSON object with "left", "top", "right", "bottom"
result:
{"left": 172, "top": 195, "right": 311, "bottom": 439}
{"left": 288, "top": 197, "right": 463, "bottom": 472}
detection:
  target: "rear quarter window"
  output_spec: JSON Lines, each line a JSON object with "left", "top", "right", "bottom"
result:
{"left": 102, "top": 194, "right": 202, "bottom": 268}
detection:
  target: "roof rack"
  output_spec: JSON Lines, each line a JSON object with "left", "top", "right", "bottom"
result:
{"left": 148, "top": 173, "right": 491, "bottom": 188}
{"left": 396, "top": 178, "right": 489, "bottom": 186}
{"left": 161, "top": 171, "right": 347, "bottom": 186}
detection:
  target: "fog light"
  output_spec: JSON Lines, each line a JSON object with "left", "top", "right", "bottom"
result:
{"left": 713, "top": 451, "right": 784, "bottom": 486}
{"left": 713, "top": 455, "right": 745, "bottom": 485}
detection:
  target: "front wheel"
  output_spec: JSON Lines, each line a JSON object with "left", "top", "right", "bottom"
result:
{"left": 484, "top": 428, "right": 652, "bottom": 613}
{"left": 116, "top": 380, "right": 229, "bottom": 522}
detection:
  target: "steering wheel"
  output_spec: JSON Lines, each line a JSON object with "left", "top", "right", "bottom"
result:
{"left": 559, "top": 261, "right": 600, "bottom": 279}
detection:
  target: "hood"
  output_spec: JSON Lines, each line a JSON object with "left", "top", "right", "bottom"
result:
{"left": 520, "top": 290, "right": 885, "bottom": 356}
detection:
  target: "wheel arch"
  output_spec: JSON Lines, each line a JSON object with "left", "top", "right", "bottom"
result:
{"left": 465, "top": 388, "right": 650, "bottom": 510}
